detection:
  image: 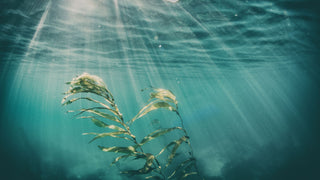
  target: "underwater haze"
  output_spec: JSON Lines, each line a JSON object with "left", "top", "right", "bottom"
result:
{"left": 1, "top": 0, "right": 320, "bottom": 179}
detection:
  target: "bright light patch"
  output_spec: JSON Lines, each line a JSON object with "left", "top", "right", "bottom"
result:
{"left": 66, "top": 0, "right": 97, "bottom": 13}
{"left": 165, "top": 0, "right": 179, "bottom": 3}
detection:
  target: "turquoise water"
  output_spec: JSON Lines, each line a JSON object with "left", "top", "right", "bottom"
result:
{"left": 1, "top": 0, "right": 320, "bottom": 179}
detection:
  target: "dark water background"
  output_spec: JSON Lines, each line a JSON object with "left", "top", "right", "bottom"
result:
{"left": 1, "top": 0, "right": 320, "bottom": 179}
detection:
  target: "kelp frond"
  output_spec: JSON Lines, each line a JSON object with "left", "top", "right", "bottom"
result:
{"left": 62, "top": 73, "right": 203, "bottom": 179}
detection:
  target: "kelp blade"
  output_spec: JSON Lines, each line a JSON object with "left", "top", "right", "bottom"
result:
{"left": 181, "top": 172, "right": 198, "bottom": 179}
{"left": 145, "top": 175, "right": 162, "bottom": 179}
{"left": 155, "top": 136, "right": 189, "bottom": 167}
{"left": 121, "top": 153, "right": 155, "bottom": 175}
{"left": 83, "top": 131, "right": 130, "bottom": 143}
{"left": 62, "top": 97, "right": 120, "bottom": 117}
{"left": 157, "top": 136, "right": 187, "bottom": 157}
{"left": 111, "top": 152, "right": 153, "bottom": 166}
{"left": 139, "top": 127, "right": 183, "bottom": 146}
{"left": 111, "top": 154, "right": 131, "bottom": 165}
{"left": 62, "top": 72, "right": 115, "bottom": 106}
{"left": 79, "top": 108, "right": 120, "bottom": 123}
{"left": 79, "top": 116, "right": 125, "bottom": 131}
{"left": 150, "top": 88, "right": 177, "bottom": 105}
{"left": 166, "top": 136, "right": 189, "bottom": 167}
{"left": 91, "top": 118, "right": 121, "bottom": 130}
{"left": 98, "top": 146, "right": 136, "bottom": 154}
{"left": 129, "top": 101, "right": 176, "bottom": 124}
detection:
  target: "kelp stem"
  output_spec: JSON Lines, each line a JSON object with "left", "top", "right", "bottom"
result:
{"left": 176, "top": 112, "right": 203, "bottom": 179}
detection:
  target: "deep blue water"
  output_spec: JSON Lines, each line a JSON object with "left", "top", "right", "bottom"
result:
{"left": 1, "top": 0, "right": 320, "bottom": 179}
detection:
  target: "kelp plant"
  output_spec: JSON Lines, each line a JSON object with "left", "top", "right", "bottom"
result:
{"left": 62, "top": 73, "right": 202, "bottom": 179}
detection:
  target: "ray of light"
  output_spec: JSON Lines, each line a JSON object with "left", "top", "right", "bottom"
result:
{"left": 26, "top": 0, "right": 51, "bottom": 56}
{"left": 174, "top": 2, "right": 302, "bottom": 129}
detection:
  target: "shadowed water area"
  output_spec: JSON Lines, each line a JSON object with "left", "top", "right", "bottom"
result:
{"left": 0, "top": 0, "right": 320, "bottom": 179}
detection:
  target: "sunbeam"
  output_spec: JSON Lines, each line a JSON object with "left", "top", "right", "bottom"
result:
{"left": 26, "top": 1, "right": 51, "bottom": 56}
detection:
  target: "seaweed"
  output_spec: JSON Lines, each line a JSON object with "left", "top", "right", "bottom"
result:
{"left": 62, "top": 73, "right": 202, "bottom": 179}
